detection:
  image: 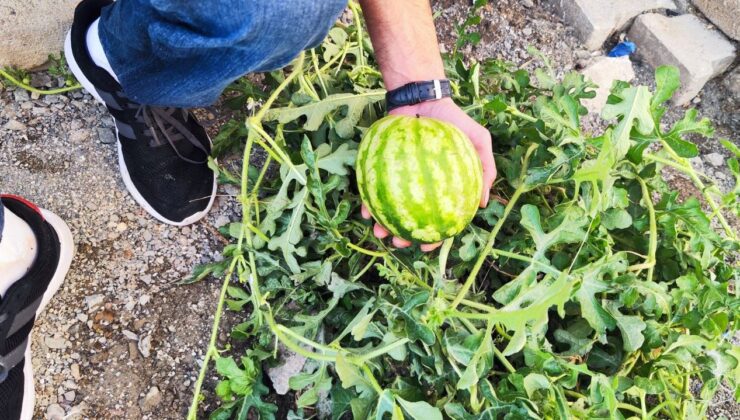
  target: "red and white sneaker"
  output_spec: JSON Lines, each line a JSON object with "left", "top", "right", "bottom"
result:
{"left": 0, "top": 195, "right": 74, "bottom": 420}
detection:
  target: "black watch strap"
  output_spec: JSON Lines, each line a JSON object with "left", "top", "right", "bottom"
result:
{"left": 386, "top": 79, "right": 452, "bottom": 111}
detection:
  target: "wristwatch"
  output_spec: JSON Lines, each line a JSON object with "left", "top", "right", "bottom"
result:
{"left": 385, "top": 79, "right": 452, "bottom": 111}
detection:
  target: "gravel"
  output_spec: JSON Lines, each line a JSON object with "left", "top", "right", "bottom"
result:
{"left": 1, "top": 1, "right": 737, "bottom": 418}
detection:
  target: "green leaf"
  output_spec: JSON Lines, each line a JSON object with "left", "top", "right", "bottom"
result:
{"left": 266, "top": 91, "right": 385, "bottom": 138}
{"left": 604, "top": 301, "right": 646, "bottom": 352}
{"left": 519, "top": 204, "right": 588, "bottom": 259}
{"left": 215, "top": 357, "right": 258, "bottom": 396}
{"left": 375, "top": 389, "right": 397, "bottom": 420}
{"left": 396, "top": 397, "right": 443, "bottom": 420}
{"left": 573, "top": 254, "right": 628, "bottom": 338}
{"left": 651, "top": 66, "right": 681, "bottom": 108}
{"left": 523, "top": 373, "right": 549, "bottom": 398}
{"left": 331, "top": 384, "right": 354, "bottom": 420}
{"left": 602, "top": 85, "right": 654, "bottom": 159}
{"left": 602, "top": 208, "right": 632, "bottom": 230}
{"left": 395, "top": 291, "right": 435, "bottom": 345}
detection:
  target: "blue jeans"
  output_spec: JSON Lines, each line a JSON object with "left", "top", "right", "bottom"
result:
{"left": 99, "top": 0, "right": 348, "bottom": 107}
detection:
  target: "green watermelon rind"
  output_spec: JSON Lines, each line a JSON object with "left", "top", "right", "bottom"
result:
{"left": 356, "top": 115, "right": 483, "bottom": 243}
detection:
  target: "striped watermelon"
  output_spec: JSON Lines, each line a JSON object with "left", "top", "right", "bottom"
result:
{"left": 356, "top": 115, "right": 483, "bottom": 243}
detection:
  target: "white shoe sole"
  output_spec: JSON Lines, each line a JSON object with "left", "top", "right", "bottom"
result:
{"left": 64, "top": 31, "right": 217, "bottom": 227}
{"left": 20, "top": 209, "right": 75, "bottom": 420}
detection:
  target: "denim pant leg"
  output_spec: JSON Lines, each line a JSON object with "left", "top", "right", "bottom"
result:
{"left": 98, "top": 0, "right": 347, "bottom": 107}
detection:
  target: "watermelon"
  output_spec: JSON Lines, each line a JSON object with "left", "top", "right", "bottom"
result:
{"left": 356, "top": 115, "right": 483, "bottom": 243}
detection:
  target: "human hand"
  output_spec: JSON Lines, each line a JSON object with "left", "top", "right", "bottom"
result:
{"left": 361, "top": 98, "right": 497, "bottom": 252}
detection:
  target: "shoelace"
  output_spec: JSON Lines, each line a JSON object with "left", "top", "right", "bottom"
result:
{"left": 132, "top": 105, "right": 209, "bottom": 164}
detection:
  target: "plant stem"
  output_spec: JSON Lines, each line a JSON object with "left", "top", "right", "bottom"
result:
{"left": 489, "top": 248, "right": 562, "bottom": 276}
{"left": 0, "top": 69, "right": 81, "bottom": 95}
{"left": 449, "top": 144, "right": 537, "bottom": 311}
{"left": 355, "top": 338, "right": 410, "bottom": 362}
{"left": 311, "top": 50, "right": 329, "bottom": 97}
{"left": 637, "top": 177, "right": 657, "bottom": 282}
{"left": 348, "top": 2, "right": 365, "bottom": 68}
{"left": 492, "top": 344, "right": 516, "bottom": 373}
{"left": 645, "top": 152, "right": 736, "bottom": 240}
{"left": 186, "top": 264, "right": 238, "bottom": 420}
{"left": 346, "top": 241, "right": 387, "bottom": 257}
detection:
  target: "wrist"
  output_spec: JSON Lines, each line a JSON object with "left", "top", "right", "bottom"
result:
{"left": 382, "top": 66, "right": 446, "bottom": 91}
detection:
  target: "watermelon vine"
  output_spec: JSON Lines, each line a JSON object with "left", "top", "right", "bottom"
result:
{"left": 187, "top": 5, "right": 740, "bottom": 419}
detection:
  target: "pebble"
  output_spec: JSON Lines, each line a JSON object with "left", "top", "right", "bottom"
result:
{"left": 705, "top": 152, "right": 724, "bottom": 167}
{"left": 45, "top": 336, "right": 67, "bottom": 350}
{"left": 215, "top": 215, "right": 230, "bottom": 228}
{"left": 116, "top": 222, "right": 128, "bottom": 232}
{"left": 46, "top": 404, "right": 65, "bottom": 420}
{"left": 85, "top": 294, "right": 105, "bottom": 311}
{"left": 143, "top": 231, "right": 153, "bottom": 241}
{"left": 97, "top": 127, "right": 117, "bottom": 144}
{"left": 68, "top": 129, "right": 89, "bottom": 143}
{"left": 4, "top": 120, "right": 27, "bottom": 132}
{"left": 522, "top": 0, "right": 534, "bottom": 7}
{"left": 138, "top": 335, "right": 152, "bottom": 358}
{"left": 64, "top": 390, "right": 76, "bottom": 402}
{"left": 123, "top": 330, "right": 139, "bottom": 340}
{"left": 13, "top": 89, "right": 29, "bottom": 102}
{"left": 71, "top": 363, "right": 81, "bottom": 380}
{"left": 139, "top": 386, "right": 162, "bottom": 412}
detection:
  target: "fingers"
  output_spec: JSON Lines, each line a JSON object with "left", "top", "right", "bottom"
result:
{"left": 420, "top": 242, "right": 442, "bottom": 252}
{"left": 392, "top": 237, "right": 412, "bottom": 248}
{"left": 373, "top": 223, "right": 389, "bottom": 239}
{"left": 361, "top": 203, "right": 371, "bottom": 219}
{"left": 469, "top": 127, "right": 497, "bottom": 208}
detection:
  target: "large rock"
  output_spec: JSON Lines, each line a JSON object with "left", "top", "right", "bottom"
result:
{"left": 0, "top": 0, "right": 79, "bottom": 69}
{"left": 555, "top": 0, "right": 676, "bottom": 50}
{"left": 693, "top": 0, "right": 740, "bottom": 41}
{"left": 628, "top": 13, "right": 736, "bottom": 105}
{"left": 581, "top": 56, "right": 636, "bottom": 114}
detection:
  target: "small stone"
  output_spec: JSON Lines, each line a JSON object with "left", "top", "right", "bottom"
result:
{"left": 97, "top": 127, "right": 116, "bottom": 144}
{"left": 628, "top": 13, "right": 735, "bottom": 105}
{"left": 46, "top": 403, "right": 65, "bottom": 420}
{"left": 116, "top": 222, "right": 127, "bottom": 232}
{"left": 45, "top": 335, "right": 67, "bottom": 350}
{"left": 129, "top": 342, "right": 139, "bottom": 360}
{"left": 267, "top": 348, "right": 308, "bottom": 394}
{"left": 580, "top": 56, "right": 635, "bottom": 113}
{"left": 139, "top": 386, "right": 162, "bottom": 412}
{"left": 214, "top": 215, "right": 230, "bottom": 228}
{"left": 13, "top": 89, "right": 29, "bottom": 102}
{"left": 522, "top": 27, "right": 533, "bottom": 36}
{"left": 4, "top": 119, "right": 27, "bottom": 132}
{"left": 71, "top": 363, "right": 81, "bottom": 380}
{"left": 139, "top": 294, "right": 151, "bottom": 306}
{"left": 522, "top": 0, "right": 534, "bottom": 8}
{"left": 138, "top": 335, "right": 152, "bottom": 358}
{"left": 123, "top": 330, "right": 139, "bottom": 340}
{"left": 76, "top": 313, "right": 88, "bottom": 323}
{"left": 64, "top": 391, "right": 76, "bottom": 402}
{"left": 142, "top": 231, "right": 153, "bottom": 241}
{"left": 85, "top": 294, "right": 105, "bottom": 311}
{"left": 705, "top": 153, "right": 724, "bottom": 167}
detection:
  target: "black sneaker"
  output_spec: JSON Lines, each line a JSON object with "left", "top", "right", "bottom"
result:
{"left": 0, "top": 195, "right": 74, "bottom": 420}
{"left": 64, "top": 0, "right": 217, "bottom": 226}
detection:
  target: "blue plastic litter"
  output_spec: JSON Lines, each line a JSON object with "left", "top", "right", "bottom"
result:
{"left": 607, "top": 41, "right": 636, "bottom": 57}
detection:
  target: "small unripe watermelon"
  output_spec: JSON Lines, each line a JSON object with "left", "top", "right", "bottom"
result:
{"left": 356, "top": 115, "right": 483, "bottom": 243}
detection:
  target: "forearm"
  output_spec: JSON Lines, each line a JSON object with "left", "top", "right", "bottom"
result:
{"left": 359, "top": 0, "right": 445, "bottom": 90}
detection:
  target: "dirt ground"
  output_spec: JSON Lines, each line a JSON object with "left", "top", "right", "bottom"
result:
{"left": 0, "top": 0, "right": 737, "bottom": 418}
